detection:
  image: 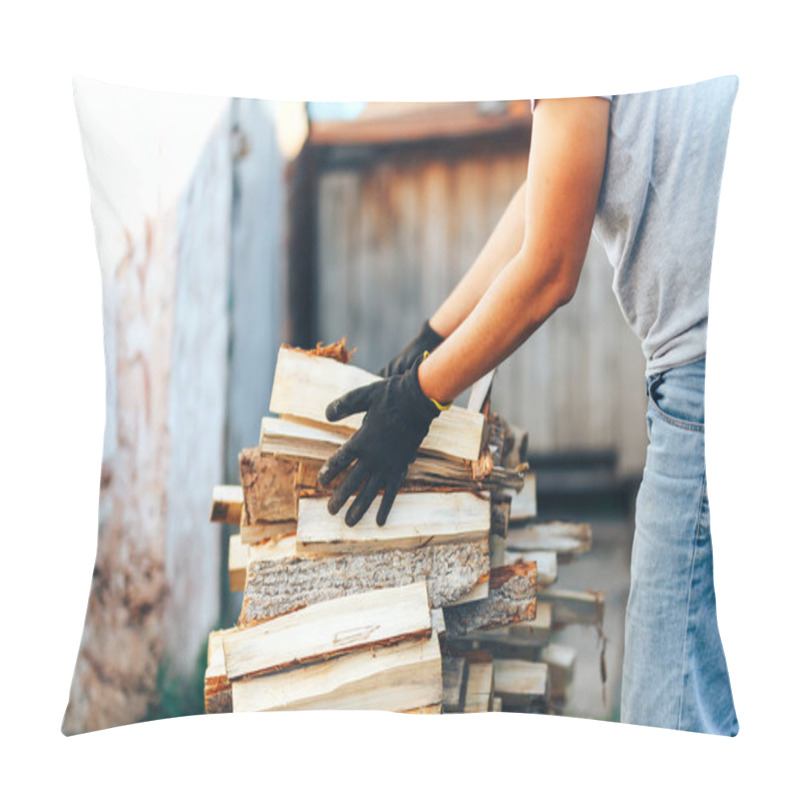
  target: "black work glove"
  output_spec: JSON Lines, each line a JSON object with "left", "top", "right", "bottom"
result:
{"left": 318, "top": 357, "right": 441, "bottom": 526}
{"left": 378, "top": 320, "right": 444, "bottom": 378}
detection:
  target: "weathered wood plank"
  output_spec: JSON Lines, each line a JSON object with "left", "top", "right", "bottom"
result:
{"left": 239, "top": 535, "right": 490, "bottom": 626}
{"left": 296, "top": 492, "right": 490, "bottom": 554}
{"left": 210, "top": 485, "right": 244, "bottom": 523}
{"left": 224, "top": 582, "right": 432, "bottom": 681}
{"left": 442, "top": 562, "right": 538, "bottom": 636}
{"left": 269, "top": 346, "right": 485, "bottom": 462}
{"left": 231, "top": 632, "right": 443, "bottom": 713}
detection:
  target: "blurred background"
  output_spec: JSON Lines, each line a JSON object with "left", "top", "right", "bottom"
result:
{"left": 65, "top": 83, "right": 646, "bottom": 733}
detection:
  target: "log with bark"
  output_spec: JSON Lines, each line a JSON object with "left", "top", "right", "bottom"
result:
{"left": 223, "top": 582, "right": 432, "bottom": 681}
{"left": 239, "top": 534, "right": 490, "bottom": 627}
{"left": 442, "top": 562, "right": 538, "bottom": 637}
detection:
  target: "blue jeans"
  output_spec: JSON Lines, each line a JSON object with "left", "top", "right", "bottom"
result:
{"left": 620, "top": 357, "right": 738, "bottom": 735}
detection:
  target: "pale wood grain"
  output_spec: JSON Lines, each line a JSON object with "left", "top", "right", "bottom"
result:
{"left": 231, "top": 632, "right": 442, "bottom": 713}
{"left": 296, "top": 492, "right": 490, "bottom": 554}
{"left": 269, "top": 346, "right": 485, "bottom": 462}
{"left": 210, "top": 485, "right": 244, "bottom": 523}
{"left": 223, "top": 582, "right": 432, "bottom": 681}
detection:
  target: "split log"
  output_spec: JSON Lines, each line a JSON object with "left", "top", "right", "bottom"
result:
{"left": 442, "top": 656, "right": 467, "bottom": 713}
{"left": 260, "top": 416, "right": 524, "bottom": 493}
{"left": 403, "top": 704, "right": 442, "bottom": 714}
{"left": 270, "top": 345, "right": 485, "bottom": 461}
{"left": 239, "top": 447, "right": 297, "bottom": 524}
{"left": 446, "top": 627, "right": 541, "bottom": 662}
{"left": 462, "top": 651, "right": 494, "bottom": 713}
{"left": 431, "top": 607, "right": 446, "bottom": 637}
{"left": 493, "top": 660, "right": 548, "bottom": 708}
{"left": 204, "top": 629, "right": 235, "bottom": 714}
{"left": 508, "top": 601, "right": 552, "bottom": 646}
{"left": 231, "top": 632, "right": 443, "bottom": 713}
{"left": 509, "top": 472, "right": 537, "bottom": 523}
{"left": 442, "top": 562, "right": 538, "bottom": 637}
{"left": 228, "top": 534, "right": 248, "bottom": 592}
{"left": 466, "top": 369, "right": 495, "bottom": 413}
{"left": 504, "top": 550, "right": 557, "bottom": 586}
{"left": 501, "top": 423, "right": 528, "bottom": 470}
{"left": 538, "top": 588, "right": 605, "bottom": 628}
{"left": 506, "top": 521, "right": 592, "bottom": 558}
{"left": 239, "top": 535, "right": 490, "bottom": 626}
{"left": 240, "top": 515, "right": 296, "bottom": 546}
{"left": 210, "top": 485, "right": 244, "bottom": 524}
{"left": 223, "top": 582, "right": 432, "bottom": 681}
{"left": 540, "top": 643, "right": 576, "bottom": 701}
{"left": 296, "top": 492, "right": 490, "bottom": 554}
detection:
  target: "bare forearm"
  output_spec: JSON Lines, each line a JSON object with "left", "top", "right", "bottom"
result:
{"left": 428, "top": 181, "right": 527, "bottom": 337}
{"left": 419, "top": 248, "right": 572, "bottom": 402}
{"left": 420, "top": 98, "right": 610, "bottom": 404}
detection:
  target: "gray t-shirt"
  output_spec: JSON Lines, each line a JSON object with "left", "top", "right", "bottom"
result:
{"left": 592, "top": 76, "right": 739, "bottom": 375}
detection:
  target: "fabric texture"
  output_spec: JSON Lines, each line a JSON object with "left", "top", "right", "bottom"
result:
{"left": 593, "top": 75, "right": 739, "bottom": 375}
{"left": 621, "top": 357, "right": 738, "bottom": 735}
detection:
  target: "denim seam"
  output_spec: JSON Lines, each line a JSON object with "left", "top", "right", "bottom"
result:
{"left": 646, "top": 374, "right": 704, "bottom": 433}
{"left": 650, "top": 403, "right": 705, "bottom": 433}
{"left": 677, "top": 469, "right": 707, "bottom": 730}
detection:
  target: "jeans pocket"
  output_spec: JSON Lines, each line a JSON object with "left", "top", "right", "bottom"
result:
{"left": 647, "top": 371, "right": 705, "bottom": 433}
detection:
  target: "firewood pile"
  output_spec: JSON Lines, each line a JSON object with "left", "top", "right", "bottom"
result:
{"left": 205, "top": 342, "right": 604, "bottom": 715}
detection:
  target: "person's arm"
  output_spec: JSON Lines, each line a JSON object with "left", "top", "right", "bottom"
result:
{"left": 319, "top": 97, "right": 610, "bottom": 526}
{"left": 378, "top": 183, "right": 527, "bottom": 377}
{"left": 418, "top": 97, "right": 610, "bottom": 404}
{"left": 428, "top": 180, "right": 527, "bottom": 338}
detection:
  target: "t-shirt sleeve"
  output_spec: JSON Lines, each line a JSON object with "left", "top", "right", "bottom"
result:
{"left": 530, "top": 95, "right": 612, "bottom": 112}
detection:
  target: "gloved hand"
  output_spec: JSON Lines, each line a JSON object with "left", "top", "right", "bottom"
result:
{"left": 378, "top": 320, "right": 444, "bottom": 378}
{"left": 318, "top": 356, "right": 441, "bottom": 526}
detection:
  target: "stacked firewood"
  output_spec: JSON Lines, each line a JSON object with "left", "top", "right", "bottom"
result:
{"left": 204, "top": 341, "right": 600, "bottom": 715}
{"left": 442, "top": 474, "right": 605, "bottom": 714}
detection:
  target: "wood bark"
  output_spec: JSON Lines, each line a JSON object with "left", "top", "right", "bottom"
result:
{"left": 442, "top": 562, "right": 538, "bottom": 637}
{"left": 239, "top": 535, "right": 490, "bottom": 626}
{"left": 504, "top": 549, "right": 557, "bottom": 586}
